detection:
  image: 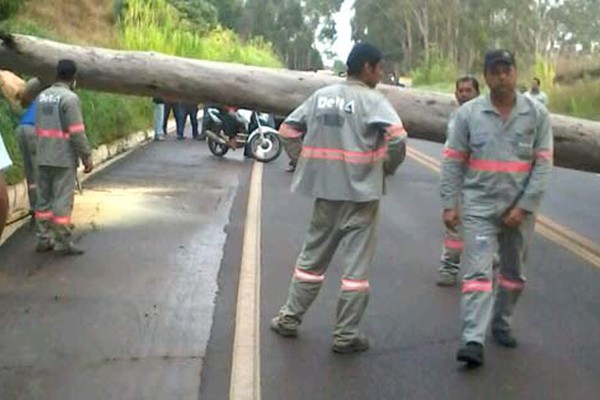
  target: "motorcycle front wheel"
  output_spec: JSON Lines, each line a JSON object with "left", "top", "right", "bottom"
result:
{"left": 247, "top": 130, "right": 282, "bottom": 163}
{"left": 207, "top": 135, "right": 229, "bottom": 157}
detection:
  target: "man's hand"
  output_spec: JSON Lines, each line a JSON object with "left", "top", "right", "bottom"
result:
{"left": 83, "top": 156, "right": 94, "bottom": 174}
{"left": 502, "top": 207, "right": 528, "bottom": 228}
{"left": 443, "top": 208, "right": 460, "bottom": 232}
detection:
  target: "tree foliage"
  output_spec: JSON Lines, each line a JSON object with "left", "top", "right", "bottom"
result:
{"left": 353, "top": 0, "right": 600, "bottom": 74}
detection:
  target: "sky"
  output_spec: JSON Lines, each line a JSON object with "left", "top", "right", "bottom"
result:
{"left": 316, "top": 0, "right": 355, "bottom": 67}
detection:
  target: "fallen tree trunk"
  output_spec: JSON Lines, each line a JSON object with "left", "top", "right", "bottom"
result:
{"left": 1, "top": 33, "right": 600, "bottom": 173}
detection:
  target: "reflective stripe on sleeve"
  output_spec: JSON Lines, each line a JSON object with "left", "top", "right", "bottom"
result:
{"left": 301, "top": 146, "right": 387, "bottom": 164}
{"left": 442, "top": 148, "right": 469, "bottom": 162}
{"left": 36, "top": 128, "right": 70, "bottom": 140}
{"left": 279, "top": 123, "right": 304, "bottom": 139}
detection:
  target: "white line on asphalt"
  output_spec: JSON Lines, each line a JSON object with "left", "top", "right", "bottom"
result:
{"left": 230, "top": 161, "right": 263, "bottom": 400}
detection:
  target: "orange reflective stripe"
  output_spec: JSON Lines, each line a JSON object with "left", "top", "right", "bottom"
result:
{"left": 498, "top": 275, "right": 525, "bottom": 291}
{"left": 35, "top": 211, "right": 53, "bottom": 220}
{"left": 36, "top": 128, "right": 70, "bottom": 139}
{"left": 53, "top": 216, "right": 72, "bottom": 225}
{"left": 462, "top": 279, "right": 493, "bottom": 293}
{"left": 279, "top": 123, "right": 304, "bottom": 139}
{"left": 443, "top": 148, "right": 469, "bottom": 162}
{"left": 301, "top": 146, "right": 387, "bottom": 164}
{"left": 294, "top": 268, "right": 325, "bottom": 283}
{"left": 468, "top": 158, "right": 532, "bottom": 173}
{"left": 535, "top": 150, "right": 553, "bottom": 161}
{"left": 341, "top": 278, "right": 370, "bottom": 292}
{"left": 385, "top": 124, "right": 407, "bottom": 141}
{"left": 444, "top": 238, "right": 463, "bottom": 251}
{"left": 68, "top": 123, "right": 85, "bottom": 134}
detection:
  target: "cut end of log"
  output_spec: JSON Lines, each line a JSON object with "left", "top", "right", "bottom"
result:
{"left": 0, "top": 32, "right": 17, "bottom": 51}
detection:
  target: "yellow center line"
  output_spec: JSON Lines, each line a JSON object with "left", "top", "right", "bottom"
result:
{"left": 230, "top": 161, "right": 263, "bottom": 400}
{"left": 407, "top": 145, "right": 600, "bottom": 270}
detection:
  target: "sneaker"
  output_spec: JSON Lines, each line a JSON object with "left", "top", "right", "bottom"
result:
{"left": 436, "top": 272, "right": 458, "bottom": 287}
{"left": 35, "top": 241, "right": 54, "bottom": 253}
{"left": 270, "top": 316, "right": 299, "bottom": 337}
{"left": 332, "top": 334, "right": 370, "bottom": 354}
{"left": 154, "top": 136, "right": 165, "bottom": 141}
{"left": 54, "top": 242, "right": 85, "bottom": 256}
{"left": 456, "top": 342, "right": 484, "bottom": 367}
{"left": 492, "top": 329, "right": 518, "bottom": 348}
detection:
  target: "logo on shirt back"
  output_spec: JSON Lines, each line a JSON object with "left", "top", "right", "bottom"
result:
{"left": 317, "top": 96, "right": 355, "bottom": 114}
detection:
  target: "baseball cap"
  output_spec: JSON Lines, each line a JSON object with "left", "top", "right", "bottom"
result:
{"left": 484, "top": 49, "right": 516, "bottom": 71}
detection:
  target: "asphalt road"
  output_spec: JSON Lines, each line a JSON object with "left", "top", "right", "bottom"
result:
{"left": 1, "top": 133, "right": 599, "bottom": 400}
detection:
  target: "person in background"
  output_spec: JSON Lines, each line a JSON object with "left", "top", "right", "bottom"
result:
{"left": 436, "top": 76, "right": 480, "bottom": 287}
{"left": 152, "top": 96, "right": 165, "bottom": 141}
{"left": 162, "top": 100, "right": 178, "bottom": 136}
{"left": 0, "top": 131, "right": 12, "bottom": 240}
{"left": 176, "top": 102, "right": 200, "bottom": 140}
{"left": 526, "top": 77, "right": 548, "bottom": 106}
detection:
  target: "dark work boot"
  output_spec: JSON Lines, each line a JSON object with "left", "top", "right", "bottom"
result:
{"left": 54, "top": 242, "right": 85, "bottom": 256}
{"left": 456, "top": 342, "right": 484, "bottom": 367}
{"left": 270, "top": 315, "right": 300, "bottom": 338}
{"left": 492, "top": 329, "right": 518, "bottom": 348}
{"left": 332, "top": 333, "right": 370, "bottom": 354}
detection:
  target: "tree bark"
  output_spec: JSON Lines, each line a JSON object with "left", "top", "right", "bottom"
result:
{"left": 1, "top": 33, "right": 600, "bottom": 173}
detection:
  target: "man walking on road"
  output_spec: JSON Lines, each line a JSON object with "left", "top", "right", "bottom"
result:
{"left": 436, "top": 76, "right": 480, "bottom": 287}
{"left": 0, "top": 132, "right": 12, "bottom": 240}
{"left": 441, "top": 50, "right": 553, "bottom": 367}
{"left": 270, "top": 43, "right": 408, "bottom": 354}
{"left": 35, "top": 59, "right": 94, "bottom": 255}
{"left": 176, "top": 102, "right": 200, "bottom": 140}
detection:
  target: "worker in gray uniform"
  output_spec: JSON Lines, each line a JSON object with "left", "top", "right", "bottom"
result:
{"left": 270, "top": 43, "right": 408, "bottom": 354}
{"left": 16, "top": 78, "right": 46, "bottom": 215}
{"left": 441, "top": 50, "right": 553, "bottom": 367}
{"left": 436, "top": 76, "right": 480, "bottom": 286}
{"left": 35, "top": 59, "right": 93, "bottom": 255}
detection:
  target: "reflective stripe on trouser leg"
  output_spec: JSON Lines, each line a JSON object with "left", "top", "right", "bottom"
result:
{"left": 491, "top": 216, "right": 535, "bottom": 333}
{"left": 36, "top": 166, "right": 55, "bottom": 244}
{"left": 439, "top": 225, "right": 463, "bottom": 275}
{"left": 51, "top": 167, "right": 77, "bottom": 249}
{"left": 279, "top": 199, "right": 344, "bottom": 321}
{"left": 333, "top": 200, "right": 379, "bottom": 344}
{"left": 460, "top": 215, "right": 499, "bottom": 344}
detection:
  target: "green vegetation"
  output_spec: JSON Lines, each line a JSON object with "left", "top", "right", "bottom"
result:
{"left": 1, "top": 0, "right": 283, "bottom": 185}
{"left": 120, "top": 0, "right": 280, "bottom": 66}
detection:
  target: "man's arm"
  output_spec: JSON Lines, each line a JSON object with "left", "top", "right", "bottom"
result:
{"left": 279, "top": 97, "right": 311, "bottom": 164}
{"left": 63, "top": 95, "right": 93, "bottom": 172}
{"left": 367, "top": 98, "right": 407, "bottom": 176}
{"left": 440, "top": 109, "right": 470, "bottom": 228}
{"left": 516, "top": 108, "right": 553, "bottom": 213}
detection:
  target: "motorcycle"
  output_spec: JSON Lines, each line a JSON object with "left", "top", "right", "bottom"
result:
{"left": 203, "top": 106, "right": 282, "bottom": 163}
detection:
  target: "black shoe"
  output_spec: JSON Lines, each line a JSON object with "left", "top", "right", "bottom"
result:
{"left": 270, "top": 316, "right": 299, "bottom": 337}
{"left": 332, "top": 334, "right": 370, "bottom": 354}
{"left": 457, "top": 342, "right": 484, "bottom": 367}
{"left": 492, "top": 330, "right": 518, "bottom": 348}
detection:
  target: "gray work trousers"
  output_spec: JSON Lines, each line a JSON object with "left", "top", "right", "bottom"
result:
{"left": 16, "top": 125, "right": 38, "bottom": 211}
{"left": 278, "top": 198, "right": 380, "bottom": 344}
{"left": 439, "top": 225, "right": 462, "bottom": 275}
{"left": 460, "top": 214, "right": 536, "bottom": 344}
{"left": 35, "top": 166, "right": 77, "bottom": 248}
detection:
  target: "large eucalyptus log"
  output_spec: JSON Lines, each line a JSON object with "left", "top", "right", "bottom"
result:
{"left": 1, "top": 33, "right": 600, "bottom": 173}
